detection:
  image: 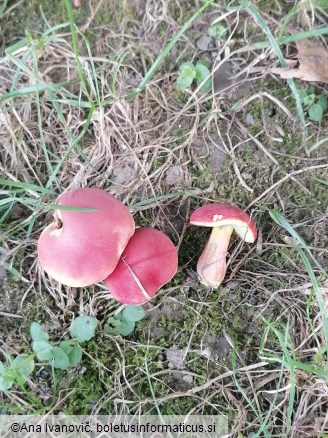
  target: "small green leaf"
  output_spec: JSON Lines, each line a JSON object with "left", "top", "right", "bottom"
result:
{"left": 59, "top": 340, "right": 75, "bottom": 355}
{"left": 308, "top": 103, "right": 324, "bottom": 122}
{"left": 59, "top": 341, "right": 82, "bottom": 367}
{"left": 68, "top": 344, "right": 82, "bottom": 367}
{"left": 12, "top": 355, "right": 35, "bottom": 384}
{"left": 0, "top": 361, "right": 8, "bottom": 375}
{"left": 0, "top": 374, "right": 15, "bottom": 391}
{"left": 122, "top": 305, "right": 146, "bottom": 322}
{"left": 30, "top": 322, "right": 49, "bottom": 342}
{"left": 32, "top": 341, "right": 53, "bottom": 360}
{"left": 176, "top": 74, "right": 194, "bottom": 90}
{"left": 104, "top": 317, "right": 135, "bottom": 336}
{"left": 298, "top": 89, "right": 308, "bottom": 103}
{"left": 308, "top": 85, "right": 315, "bottom": 94}
{"left": 293, "top": 88, "right": 307, "bottom": 103}
{"left": 317, "top": 94, "right": 328, "bottom": 111}
{"left": 179, "top": 62, "right": 195, "bottom": 73}
{"left": 176, "top": 63, "right": 196, "bottom": 90}
{"left": 70, "top": 316, "right": 98, "bottom": 343}
{"left": 195, "top": 64, "right": 211, "bottom": 92}
{"left": 303, "top": 93, "right": 315, "bottom": 106}
{"left": 196, "top": 59, "right": 211, "bottom": 69}
{"left": 208, "top": 22, "right": 228, "bottom": 38}
{"left": 0, "top": 362, "right": 14, "bottom": 391}
{"left": 50, "top": 347, "right": 70, "bottom": 370}
{"left": 12, "top": 355, "right": 34, "bottom": 377}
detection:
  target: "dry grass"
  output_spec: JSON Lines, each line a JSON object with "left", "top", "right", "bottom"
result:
{"left": 1, "top": 0, "right": 328, "bottom": 435}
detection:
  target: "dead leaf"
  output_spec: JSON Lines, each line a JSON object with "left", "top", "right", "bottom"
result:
{"left": 270, "top": 40, "right": 328, "bottom": 84}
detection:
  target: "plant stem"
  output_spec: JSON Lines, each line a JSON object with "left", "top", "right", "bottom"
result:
{"left": 197, "top": 225, "right": 233, "bottom": 288}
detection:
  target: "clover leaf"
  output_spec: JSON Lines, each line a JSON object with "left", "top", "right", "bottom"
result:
{"left": 195, "top": 63, "right": 212, "bottom": 92}
{"left": 177, "top": 63, "right": 196, "bottom": 90}
{"left": 309, "top": 103, "right": 324, "bottom": 122}
{"left": 50, "top": 347, "right": 70, "bottom": 370}
{"left": 70, "top": 316, "right": 98, "bottom": 343}
{"left": 30, "top": 322, "right": 49, "bottom": 342}
{"left": 122, "top": 305, "right": 146, "bottom": 322}
{"left": 104, "top": 316, "right": 135, "bottom": 337}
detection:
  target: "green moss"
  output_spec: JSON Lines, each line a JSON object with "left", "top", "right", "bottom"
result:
{"left": 1, "top": 242, "right": 288, "bottom": 416}
{"left": 63, "top": 369, "right": 111, "bottom": 414}
{"left": 47, "top": 281, "right": 274, "bottom": 414}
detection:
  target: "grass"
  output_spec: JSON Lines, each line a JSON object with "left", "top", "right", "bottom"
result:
{"left": 244, "top": 2, "right": 307, "bottom": 132}
{"left": 1, "top": 0, "right": 328, "bottom": 435}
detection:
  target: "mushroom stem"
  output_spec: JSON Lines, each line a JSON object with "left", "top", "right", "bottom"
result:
{"left": 196, "top": 225, "right": 234, "bottom": 288}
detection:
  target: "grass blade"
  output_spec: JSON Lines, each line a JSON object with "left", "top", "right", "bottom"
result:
{"left": 311, "top": 177, "right": 328, "bottom": 186}
{"left": 231, "top": 348, "right": 270, "bottom": 437}
{"left": 0, "top": 179, "right": 55, "bottom": 195}
{"left": 44, "top": 204, "right": 98, "bottom": 212}
{"left": 309, "top": 136, "right": 328, "bottom": 153}
{"left": 269, "top": 208, "right": 326, "bottom": 275}
{"left": 25, "top": 106, "right": 95, "bottom": 242}
{"left": 260, "top": 319, "right": 296, "bottom": 436}
{"left": 235, "top": 26, "right": 328, "bottom": 54}
{"left": 144, "top": 357, "right": 174, "bottom": 438}
{"left": 0, "top": 82, "right": 75, "bottom": 104}
{"left": 0, "top": 261, "right": 21, "bottom": 280}
{"left": 64, "top": 0, "right": 91, "bottom": 100}
{"left": 26, "top": 30, "right": 56, "bottom": 184}
{"left": 269, "top": 209, "right": 328, "bottom": 354}
{"left": 297, "top": 248, "right": 328, "bottom": 356}
{"left": 244, "top": 2, "right": 306, "bottom": 133}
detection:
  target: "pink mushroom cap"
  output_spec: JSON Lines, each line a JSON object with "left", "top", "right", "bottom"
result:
{"left": 189, "top": 203, "right": 257, "bottom": 242}
{"left": 37, "top": 188, "right": 135, "bottom": 287}
{"left": 104, "top": 228, "right": 178, "bottom": 304}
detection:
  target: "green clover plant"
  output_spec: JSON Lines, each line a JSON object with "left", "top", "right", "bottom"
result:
{"left": 30, "top": 316, "right": 97, "bottom": 371}
{"left": 70, "top": 315, "right": 98, "bottom": 342}
{"left": 0, "top": 354, "right": 35, "bottom": 391}
{"left": 104, "top": 305, "right": 146, "bottom": 336}
{"left": 208, "top": 22, "right": 228, "bottom": 39}
{"left": 176, "top": 61, "right": 212, "bottom": 93}
{"left": 1, "top": 307, "right": 143, "bottom": 392}
{"left": 296, "top": 86, "right": 327, "bottom": 122}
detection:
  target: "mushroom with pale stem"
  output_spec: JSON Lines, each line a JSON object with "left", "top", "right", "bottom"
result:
{"left": 104, "top": 228, "right": 178, "bottom": 304}
{"left": 189, "top": 203, "right": 257, "bottom": 288}
{"left": 37, "top": 188, "right": 135, "bottom": 287}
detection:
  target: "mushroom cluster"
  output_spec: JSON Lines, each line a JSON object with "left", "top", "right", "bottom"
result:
{"left": 38, "top": 189, "right": 257, "bottom": 301}
{"left": 37, "top": 188, "right": 178, "bottom": 304}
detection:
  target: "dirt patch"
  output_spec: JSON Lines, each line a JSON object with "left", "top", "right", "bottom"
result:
{"left": 213, "top": 61, "right": 253, "bottom": 98}
{"left": 199, "top": 335, "right": 232, "bottom": 362}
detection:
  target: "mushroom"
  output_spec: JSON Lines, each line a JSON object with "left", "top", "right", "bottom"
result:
{"left": 104, "top": 228, "right": 178, "bottom": 304}
{"left": 189, "top": 203, "right": 257, "bottom": 288}
{"left": 37, "top": 188, "right": 135, "bottom": 287}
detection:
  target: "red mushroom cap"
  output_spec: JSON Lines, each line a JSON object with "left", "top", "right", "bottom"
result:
{"left": 37, "top": 188, "right": 135, "bottom": 287}
{"left": 189, "top": 203, "right": 257, "bottom": 242}
{"left": 104, "top": 228, "right": 178, "bottom": 304}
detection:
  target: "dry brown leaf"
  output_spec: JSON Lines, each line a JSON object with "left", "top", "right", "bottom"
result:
{"left": 270, "top": 40, "right": 328, "bottom": 84}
